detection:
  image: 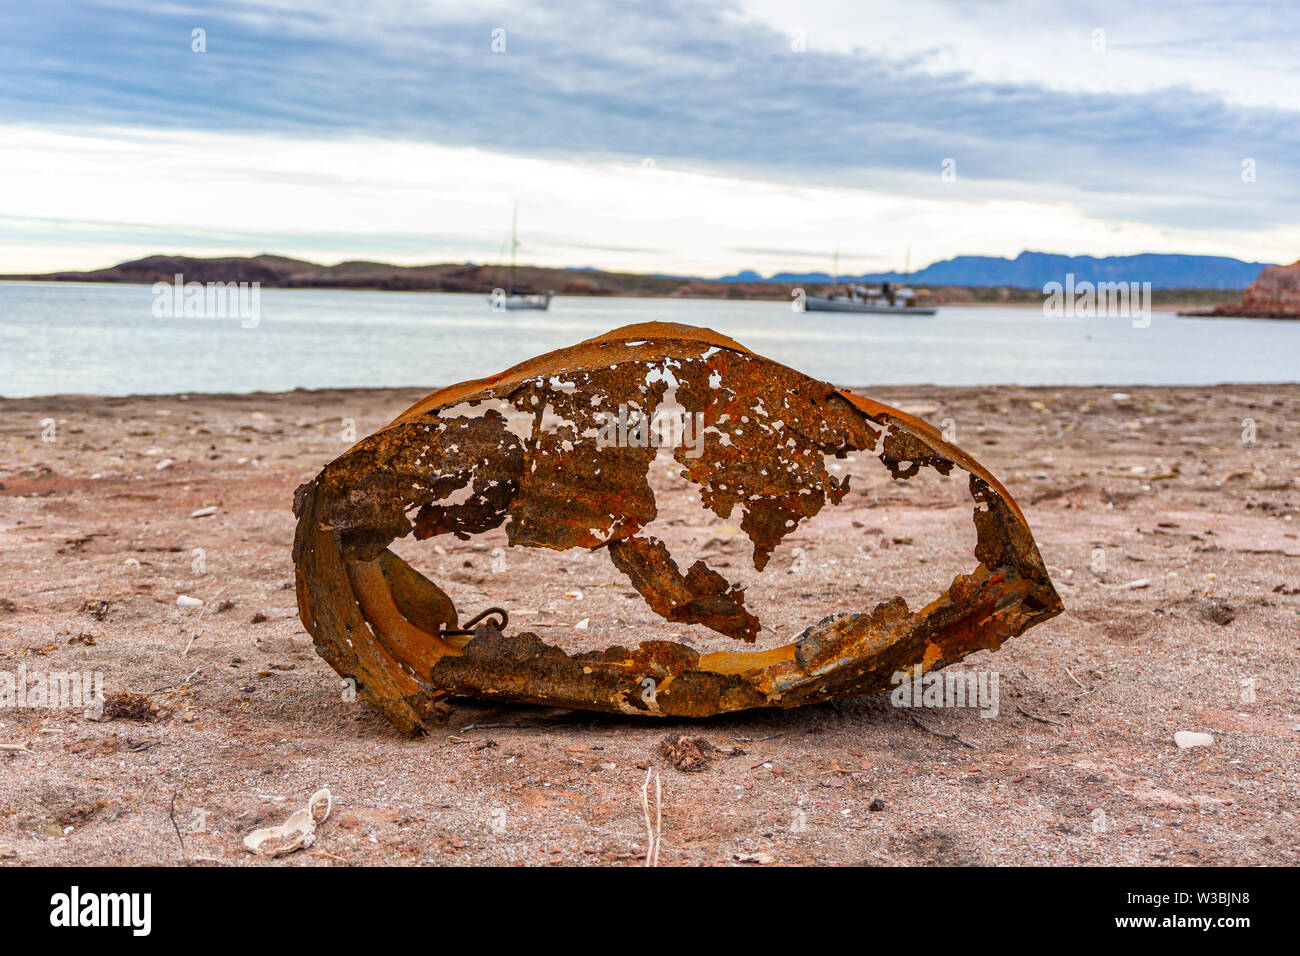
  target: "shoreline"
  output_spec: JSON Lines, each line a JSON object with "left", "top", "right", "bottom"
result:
{"left": 1178, "top": 309, "right": 1300, "bottom": 320}
{"left": 4, "top": 379, "right": 1300, "bottom": 404}
{"left": 0, "top": 276, "right": 1243, "bottom": 313}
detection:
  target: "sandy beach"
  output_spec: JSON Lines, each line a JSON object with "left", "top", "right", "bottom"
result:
{"left": 1, "top": 381, "right": 1297, "bottom": 866}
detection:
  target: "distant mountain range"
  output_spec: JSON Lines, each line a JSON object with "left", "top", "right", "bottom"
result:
{"left": 720, "top": 251, "right": 1275, "bottom": 290}
{"left": 2, "top": 251, "right": 1279, "bottom": 301}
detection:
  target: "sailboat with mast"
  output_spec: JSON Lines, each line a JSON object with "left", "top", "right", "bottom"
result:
{"left": 489, "top": 203, "right": 554, "bottom": 311}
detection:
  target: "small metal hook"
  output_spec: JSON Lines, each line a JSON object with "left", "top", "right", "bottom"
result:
{"left": 440, "top": 606, "right": 509, "bottom": 637}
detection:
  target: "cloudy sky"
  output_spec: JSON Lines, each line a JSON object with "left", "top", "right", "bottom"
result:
{"left": 1, "top": 0, "right": 1297, "bottom": 275}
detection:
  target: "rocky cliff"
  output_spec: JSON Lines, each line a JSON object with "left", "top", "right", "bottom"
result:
{"left": 1212, "top": 260, "right": 1300, "bottom": 317}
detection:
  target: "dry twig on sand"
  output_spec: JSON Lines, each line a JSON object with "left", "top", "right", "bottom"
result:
{"left": 1065, "top": 666, "right": 1097, "bottom": 699}
{"left": 1016, "top": 705, "right": 1065, "bottom": 726}
{"left": 168, "top": 791, "right": 187, "bottom": 863}
{"left": 910, "top": 715, "right": 978, "bottom": 749}
{"left": 640, "top": 767, "right": 662, "bottom": 867}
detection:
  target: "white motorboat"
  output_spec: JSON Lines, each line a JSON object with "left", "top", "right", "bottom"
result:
{"left": 804, "top": 281, "right": 937, "bottom": 314}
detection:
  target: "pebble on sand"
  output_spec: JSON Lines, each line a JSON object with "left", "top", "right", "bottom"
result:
{"left": 1174, "top": 731, "right": 1214, "bottom": 749}
{"left": 176, "top": 595, "right": 204, "bottom": 608}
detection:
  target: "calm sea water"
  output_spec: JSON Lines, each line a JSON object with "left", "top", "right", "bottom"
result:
{"left": 1, "top": 281, "right": 1296, "bottom": 397}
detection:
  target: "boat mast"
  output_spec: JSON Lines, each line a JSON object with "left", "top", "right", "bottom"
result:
{"left": 509, "top": 201, "right": 519, "bottom": 295}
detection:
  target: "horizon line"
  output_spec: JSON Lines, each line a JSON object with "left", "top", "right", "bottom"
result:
{"left": 9, "top": 247, "right": 1285, "bottom": 284}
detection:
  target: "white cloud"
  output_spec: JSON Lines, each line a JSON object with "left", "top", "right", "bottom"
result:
{"left": 734, "top": 0, "right": 1300, "bottom": 110}
{"left": 0, "top": 124, "right": 1294, "bottom": 275}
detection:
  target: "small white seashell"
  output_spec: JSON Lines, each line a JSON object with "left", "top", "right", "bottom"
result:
{"left": 243, "top": 787, "right": 332, "bottom": 858}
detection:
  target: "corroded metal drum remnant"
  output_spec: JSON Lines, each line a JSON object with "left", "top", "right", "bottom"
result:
{"left": 293, "top": 322, "right": 1062, "bottom": 734}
